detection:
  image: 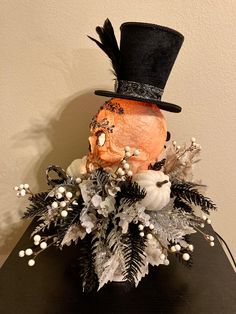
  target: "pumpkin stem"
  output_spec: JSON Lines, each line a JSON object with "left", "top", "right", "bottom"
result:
{"left": 156, "top": 180, "right": 169, "bottom": 188}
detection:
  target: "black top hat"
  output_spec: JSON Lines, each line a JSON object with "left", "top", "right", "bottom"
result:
{"left": 89, "top": 19, "right": 184, "bottom": 113}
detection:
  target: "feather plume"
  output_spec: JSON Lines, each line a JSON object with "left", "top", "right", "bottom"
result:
{"left": 88, "top": 18, "right": 120, "bottom": 78}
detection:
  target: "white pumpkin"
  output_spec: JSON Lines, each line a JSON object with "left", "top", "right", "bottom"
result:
{"left": 67, "top": 156, "right": 87, "bottom": 178}
{"left": 133, "top": 170, "right": 171, "bottom": 211}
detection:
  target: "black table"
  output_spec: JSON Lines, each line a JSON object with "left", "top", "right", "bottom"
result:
{"left": 0, "top": 221, "right": 235, "bottom": 314}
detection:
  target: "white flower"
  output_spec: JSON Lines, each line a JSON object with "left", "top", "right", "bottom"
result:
{"left": 79, "top": 180, "right": 93, "bottom": 205}
{"left": 80, "top": 208, "right": 96, "bottom": 233}
{"left": 116, "top": 204, "right": 136, "bottom": 234}
{"left": 135, "top": 203, "right": 151, "bottom": 225}
{"left": 91, "top": 194, "right": 102, "bottom": 207}
{"left": 67, "top": 156, "right": 87, "bottom": 178}
{"left": 145, "top": 238, "right": 163, "bottom": 267}
{"left": 117, "top": 212, "right": 133, "bottom": 234}
{"left": 98, "top": 196, "right": 115, "bottom": 217}
{"left": 106, "top": 181, "right": 121, "bottom": 197}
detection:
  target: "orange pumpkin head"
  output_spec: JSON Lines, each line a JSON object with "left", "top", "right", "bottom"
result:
{"left": 87, "top": 98, "right": 167, "bottom": 173}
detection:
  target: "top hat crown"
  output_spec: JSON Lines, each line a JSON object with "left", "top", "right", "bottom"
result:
{"left": 89, "top": 19, "right": 184, "bottom": 113}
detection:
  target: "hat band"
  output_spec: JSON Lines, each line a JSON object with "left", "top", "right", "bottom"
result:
{"left": 115, "top": 80, "right": 164, "bottom": 100}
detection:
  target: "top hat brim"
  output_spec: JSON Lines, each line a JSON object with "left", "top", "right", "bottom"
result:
{"left": 95, "top": 90, "right": 182, "bottom": 113}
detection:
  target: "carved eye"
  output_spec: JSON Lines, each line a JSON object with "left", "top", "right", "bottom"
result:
{"left": 96, "top": 131, "right": 106, "bottom": 146}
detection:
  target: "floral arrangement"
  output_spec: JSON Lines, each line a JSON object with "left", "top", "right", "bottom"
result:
{"left": 15, "top": 137, "right": 216, "bottom": 292}
{"left": 14, "top": 19, "right": 217, "bottom": 292}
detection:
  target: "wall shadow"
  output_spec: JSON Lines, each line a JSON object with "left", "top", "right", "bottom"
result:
{"left": 28, "top": 90, "right": 103, "bottom": 190}
{"left": 0, "top": 91, "right": 105, "bottom": 261}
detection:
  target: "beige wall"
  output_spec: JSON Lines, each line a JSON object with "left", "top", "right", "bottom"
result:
{"left": 0, "top": 0, "right": 235, "bottom": 268}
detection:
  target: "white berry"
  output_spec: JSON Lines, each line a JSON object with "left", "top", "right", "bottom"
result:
{"left": 14, "top": 186, "right": 19, "bottom": 191}
{"left": 117, "top": 168, "right": 125, "bottom": 176}
{"left": 138, "top": 224, "right": 144, "bottom": 231}
{"left": 40, "top": 242, "right": 47, "bottom": 250}
{"left": 210, "top": 242, "right": 215, "bottom": 247}
{"left": 139, "top": 232, "right": 145, "bottom": 237}
{"left": 60, "top": 201, "right": 67, "bottom": 208}
{"left": 124, "top": 146, "right": 130, "bottom": 152}
{"left": 66, "top": 192, "right": 73, "bottom": 199}
{"left": 51, "top": 201, "right": 58, "bottom": 209}
{"left": 188, "top": 244, "right": 194, "bottom": 252}
{"left": 28, "top": 259, "right": 35, "bottom": 267}
{"left": 164, "top": 259, "right": 170, "bottom": 266}
{"left": 61, "top": 210, "right": 68, "bottom": 218}
{"left": 127, "top": 170, "right": 133, "bottom": 177}
{"left": 58, "top": 186, "right": 65, "bottom": 193}
{"left": 206, "top": 218, "right": 211, "bottom": 224}
{"left": 34, "top": 241, "right": 40, "bottom": 246}
{"left": 56, "top": 193, "right": 63, "bottom": 199}
{"left": 133, "top": 149, "right": 140, "bottom": 156}
{"left": 25, "top": 248, "right": 33, "bottom": 256}
{"left": 191, "top": 137, "right": 196, "bottom": 143}
{"left": 149, "top": 223, "right": 154, "bottom": 230}
{"left": 209, "top": 236, "right": 214, "bottom": 241}
{"left": 175, "top": 244, "right": 181, "bottom": 251}
{"left": 24, "top": 184, "right": 29, "bottom": 189}
{"left": 123, "top": 163, "right": 130, "bottom": 170}
{"left": 76, "top": 177, "right": 82, "bottom": 184}
{"left": 19, "top": 184, "right": 24, "bottom": 189}
{"left": 147, "top": 233, "right": 153, "bottom": 240}
{"left": 202, "top": 215, "right": 207, "bottom": 220}
{"left": 33, "top": 235, "right": 41, "bottom": 242}
{"left": 19, "top": 250, "right": 25, "bottom": 257}
{"left": 170, "top": 246, "right": 176, "bottom": 252}
{"left": 182, "top": 253, "right": 190, "bottom": 261}
{"left": 125, "top": 152, "right": 132, "bottom": 158}
{"left": 200, "top": 223, "right": 205, "bottom": 228}
{"left": 20, "top": 189, "right": 26, "bottom": 196}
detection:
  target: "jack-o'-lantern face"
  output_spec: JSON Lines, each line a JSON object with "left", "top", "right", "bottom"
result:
{"left": 87, "top": 98, "right": 167, "bottom": 173}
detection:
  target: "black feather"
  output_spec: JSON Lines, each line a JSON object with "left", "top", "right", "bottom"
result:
{"left": 173, "top": 197, "right": 194, "bottom": 213}
{"left": 171, "top": 181, "right": 217, "bottom": 214}
{"left": 88, "top": 18, "right": 120, "bottom": 78}
{"left": 122, "top": 223, "right": 147, "bottom": 286}
{"left": 116, "top": 180, "right": 147, "bottom": 207}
